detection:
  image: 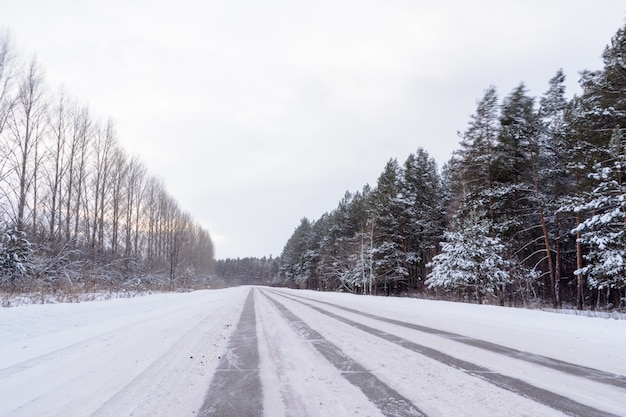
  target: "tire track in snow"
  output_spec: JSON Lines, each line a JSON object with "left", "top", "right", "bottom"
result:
{"left": 261, "top": 291, "right": 426, "bottom": 417}
{"left": 90, "top": 304, "right": 242, "bottom": 417}
{"left": 269, "top": 290, "right": 621, "bottom": 417}
{"left": 283, "top": 290, "right": 626, "bottom": 390}
{"left": 198, "top": 289, "right": 263, "bottom": 417}
{"left": 254, "top": 292, "right": 314, "bottom": 417}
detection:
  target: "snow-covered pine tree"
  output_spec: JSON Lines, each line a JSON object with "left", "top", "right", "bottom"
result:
{"left": 443, "top": 87, "right": 500, "bottom": 236}
{"left": 492, "top": 84, "right": 549, "bottom": 298}
{"left": 447, "top": 86, "right": 502, "bottom": 233}
{"left": 0, "top": 228, "right": 32, "bottom": 292}
{"left": 370, "top": 158, "right": 408, "bottom": 295}
{"left": 426, "top": 208, "right": 510, "bottom": 303}
{"left": 563, "top": 23, "right": 626, "bottom": 308}
{"left": 317, "top": 192, "right": 363, "bottom": 292}
{"left": 277, "top": 217, "right": 316, "bottom": 288}
{"left": 538, "top": 69, "right": 572, "bottom": 307}
{"left": 456, "top": 86, "right": 499, "bottom": 202}
{"left": 578, "top": 24, "right": 626, "bottom": 137}
{"left": 340, "top": 187, "right": 375, "bottom": 293}
{"left": 572, "top": 127, "right": 626, "bottom": 308}
{"left": 445, "top": 85, "right": 540, "bottom": 304}
{"left": 400, "top": 148, "right": 444, "bottom": 291}
{"left": 493, "top": 83, "right": 538, "bottom": 225}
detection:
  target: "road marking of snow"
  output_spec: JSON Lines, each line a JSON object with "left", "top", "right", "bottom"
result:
{"left": 262, "top": 291, "right": 426, "bottom": 417}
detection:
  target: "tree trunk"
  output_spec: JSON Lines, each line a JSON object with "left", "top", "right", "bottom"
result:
{"left": 576, "top": 212, "right": 584, "bottom": 310}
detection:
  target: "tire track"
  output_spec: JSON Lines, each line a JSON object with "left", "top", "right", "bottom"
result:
{"left": 90, "top": 301, "right": 243, "bottom": 417}
{"left": 254, "top": 291, "right": 315, "bottom": 417}
{"left": 198, "top": 289, "right": 263, "bottom": 417}
{"left": 282, "top": 290, "right": 626, "bottom": 389}
{"left": 267, "top": 290, "right": 620, "bottom": 417}
{"left": 260, "top": 291, "right": 426, "bottom": 417}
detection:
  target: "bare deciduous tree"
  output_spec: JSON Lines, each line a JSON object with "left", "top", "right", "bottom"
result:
{"left": 65, "top": 105, "right": 91, "bottom": 244}
{"left": 0, "top": 31, "right": 16, "bottom": 219}
{"left": 124, "top": 156, "right": 146, "bottom": 259}
{"left": 46, "top": 90, "right": 69, "bottom": 244}
{"left": 89, "top": 120, "right": 116, "bottom": 258}
{"left": 6, "top": 58, "right": 47, "bottom": 234}
{"left": 0, "top": 33, "right": 215, "bottom": 295}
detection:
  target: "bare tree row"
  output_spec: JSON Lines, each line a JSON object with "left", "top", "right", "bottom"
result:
{"left": 0, "top": 32, "right": 214, "bottom": 298}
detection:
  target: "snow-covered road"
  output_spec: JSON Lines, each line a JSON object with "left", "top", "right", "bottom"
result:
{"left": 1, "top": 287, "right": 625, "bottom": 416}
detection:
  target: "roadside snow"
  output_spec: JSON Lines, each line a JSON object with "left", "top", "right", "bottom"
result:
{"left": 0, "top": 287, "right": 248, "bottom": 417}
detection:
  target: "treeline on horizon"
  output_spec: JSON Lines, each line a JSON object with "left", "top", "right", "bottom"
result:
{"left": 0, "top": 32, "right": 215, "bottom": 303}
{"left": 220, "top": 24, "right": 626, "bottom": 311}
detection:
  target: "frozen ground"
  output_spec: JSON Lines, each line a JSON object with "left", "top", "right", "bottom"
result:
{"left": 1, "top": 286, "right": 625, "bottom": 416}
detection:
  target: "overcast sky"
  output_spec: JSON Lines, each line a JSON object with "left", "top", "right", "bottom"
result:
{"left": 2, "top": 1, "right": 625, "bottom": 259}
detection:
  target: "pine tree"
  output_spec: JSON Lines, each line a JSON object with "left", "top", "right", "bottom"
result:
{"left": 538, "top": 69, "right": 571, "bottom": 307}
{"left": 563, "top": 23, "right": 626, "bottom": 308}
{"left": 456, "top": 86, "right": 499, "bottom": 203}
{"left": 400, "top": 148, "right": 444, "bottom": 290}
{"left": 370, "top": 159, "right": 407, "bottom": 294}
{"left": 492, "top": 84, "right": 545, "bottom": 297}
{"left": 426, "top": 208, "right": 510, "bottom": 303}
{"left": 447, "top": 87, "right": 502, "bottom": 236}
{"left": 578, "top": 25, "right": 626, "bottom": 139}
{"left": 572, "top": 127, "right": 626, "bottom": 307}
{"left": 317, "top": 199, "right": 359, "bottom": 292}
{"left": 278, "top": 217, "right": 316, "bottom": 288}
{"left": 0, "top": 228, "right": 32, "bottom": 292}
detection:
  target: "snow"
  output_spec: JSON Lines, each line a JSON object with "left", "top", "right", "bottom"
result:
{"left": 255, "top": 292, "right": 386, "bottom": 417}
{"left": 280, "top": 291, "right": 626, "bottom": 416}
{"left": 1, "top": 288, "right": 248, "bottom": 417}
{"left": 1, "top": 286, "right": 625, "bottom": 416}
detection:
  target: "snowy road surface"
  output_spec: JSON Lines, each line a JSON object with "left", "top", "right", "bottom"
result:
{"left": 1, "top": 287, "right": 625, "bottom": 417}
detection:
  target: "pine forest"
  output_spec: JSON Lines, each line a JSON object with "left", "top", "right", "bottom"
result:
{"left": 264, "top": 24, "right": 626, "bottom": 310}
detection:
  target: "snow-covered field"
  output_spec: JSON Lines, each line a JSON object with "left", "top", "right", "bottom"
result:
{"left": 1, "top": 286, "right": 625, "bottom": 417}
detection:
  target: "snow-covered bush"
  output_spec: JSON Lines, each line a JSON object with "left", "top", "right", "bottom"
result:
{"left": 0, "top": 229, "right": 32, "bottom": 291}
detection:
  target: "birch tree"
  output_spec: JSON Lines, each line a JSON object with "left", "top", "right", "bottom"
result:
{"left": 45, "top": 90, "right": 69, "bottom": 244}
{"left": 0, "top": 32, "right": 15, "bottom": 190}
{"left": 6, "top": 58, "right": 47, "bottom": 234}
